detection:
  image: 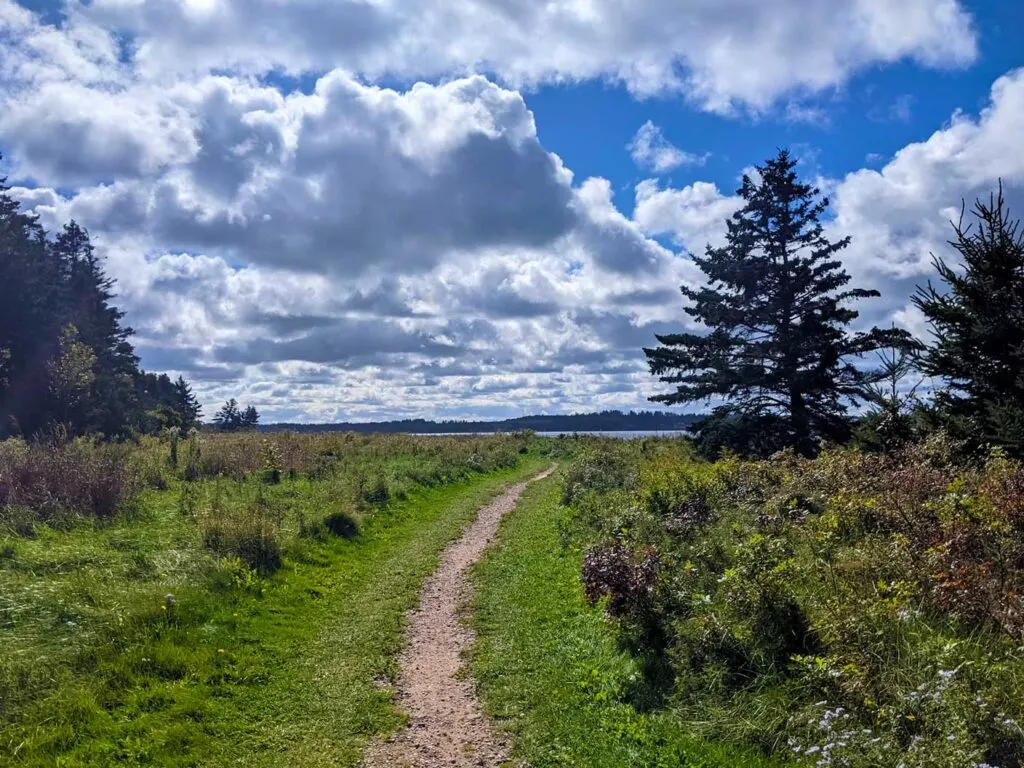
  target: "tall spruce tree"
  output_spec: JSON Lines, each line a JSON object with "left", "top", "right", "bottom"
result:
{"left": 52, "top": 221, "right": 140, "bottom": 436}
{"left": 646, "top": 149, "right": 904, "bottom": 457}
{"left": 913, "top": 184, "right": 1024, "bottom": 453}
{"left": 213, "top": 398, "right": 242, "bottom": 431}
{"left": 0, "top": 169, "right": 63, "bottom": 435}
{"left": 173, "top": 376, "right": 203, "bottom": 429}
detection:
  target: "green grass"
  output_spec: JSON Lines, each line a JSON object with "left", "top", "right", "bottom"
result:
{"left": 1, "top": 452, "right": 547, "bottom": 766}
{"left": 470, "top": 471, "right": 781, "bottom": 768}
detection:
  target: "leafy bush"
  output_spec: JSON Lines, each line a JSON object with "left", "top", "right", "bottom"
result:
{"left": 561, "top": 444, "right": 637, "bottom": 507}
{"left": 562, "top": 437, "right": 1024, "bottom": 766}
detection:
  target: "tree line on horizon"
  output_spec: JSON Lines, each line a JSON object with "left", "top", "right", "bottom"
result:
{"left": 261, "top": 410, "right": 701, "bottom": 433}
{"left": 647, "top": 149, "right": 1024, "bottom": 458}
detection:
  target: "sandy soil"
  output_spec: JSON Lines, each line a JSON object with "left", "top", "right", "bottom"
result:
{"left": 361, "top": 467, "right": 555, "bottom": 768}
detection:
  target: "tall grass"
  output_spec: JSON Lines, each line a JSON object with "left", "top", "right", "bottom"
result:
{"left": 0, "top": 429, "right": 536, "bottom": 765}
{"left": 0, "top": 437, "right": 138, "bottom": 525}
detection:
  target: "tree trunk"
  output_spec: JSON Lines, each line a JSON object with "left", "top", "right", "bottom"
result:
{"left": 790, "top": 390, "right": 814, "bottom": 458}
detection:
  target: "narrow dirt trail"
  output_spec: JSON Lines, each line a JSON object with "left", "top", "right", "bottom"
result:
{"left": 361, "top": 467, "right": 555, "bottom": 768}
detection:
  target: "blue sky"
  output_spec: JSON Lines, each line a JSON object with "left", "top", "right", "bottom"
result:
{"left": 526, "top": 0, "right": 1024, "bottom": 212}
{"left": 1, "top": 0, "right": 1022, "bottom": 422}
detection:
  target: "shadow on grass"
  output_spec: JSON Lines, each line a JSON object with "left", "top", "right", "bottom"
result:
{"left": 324, "top": 512, "right": 360, "bottom": 540}
{"left": 619, "top": 623, "right": 676, "bottom": 713}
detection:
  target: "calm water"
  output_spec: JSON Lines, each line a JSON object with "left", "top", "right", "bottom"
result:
{"left": 410, "top": 430, "right": 691, "bottom": 439}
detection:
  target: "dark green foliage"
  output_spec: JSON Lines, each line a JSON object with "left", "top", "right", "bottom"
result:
{"left": 562, "top": 440, "right": 1024, "bottom": 766}
{"left": 0, "top": 171, "right": 61, "bottom": 437}
{"left": 646, "top": 149, "right": 907, "bottom": 458}
{"left": 0, "top": 158, "right": 200, "bottom": 439}
{"left": 690, "top": 409, "right": 793, "bottom": 460}
{"left": 136, "top": 374, "right": 202, "bottom": 432}
{"left": 322, "top": 511, "right": 360, "bottom": 539}
{"left": 212, "top": 398, "right": 260, "bottom": 431}
{"left": 360, "top": 476, "right": 390, "bottom": 506}
{"left": 913, "top": 184, "right": 1024, "bottom": 455}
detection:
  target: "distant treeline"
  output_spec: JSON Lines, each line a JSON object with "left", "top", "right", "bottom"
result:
{"left": 261, "top": 410, "right": 701, "bottom": 434}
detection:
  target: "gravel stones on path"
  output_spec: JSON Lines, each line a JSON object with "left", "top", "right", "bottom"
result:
{"left": 361, "top": 468, "right": 554, "bottom": 768}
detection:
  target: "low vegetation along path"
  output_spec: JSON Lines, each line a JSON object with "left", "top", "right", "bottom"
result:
{"left": 362, "top": 467, "right": 555, "bottom": 768}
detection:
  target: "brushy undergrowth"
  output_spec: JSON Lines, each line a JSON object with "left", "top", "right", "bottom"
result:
{"left": 564, "top": 436, "right": 1024, "bottom": 768}
{"left": 0, "top": 429, "right": 538, "bottom": 765}
{"left": 472, "top": 468, "right": 778, "bottom": 767}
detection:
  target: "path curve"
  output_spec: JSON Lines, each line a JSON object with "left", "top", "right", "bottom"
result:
{"left": 361, "top": 467, "right": 555, "bottom": 768}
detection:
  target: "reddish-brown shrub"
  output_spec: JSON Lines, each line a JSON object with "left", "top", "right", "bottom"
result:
{"left": 0, "top": 438, "right": 138, "bottom": 521}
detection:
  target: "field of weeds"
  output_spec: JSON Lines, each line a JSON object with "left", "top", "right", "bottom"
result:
{"left": 0, "top": 429, "right": 540, "bottom": 765}
{"left": 562, "top": 436, "right": 1024, "bottom": 768}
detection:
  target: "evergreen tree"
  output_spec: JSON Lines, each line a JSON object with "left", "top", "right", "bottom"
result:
{"left": 213, "top": 399, "right": 259, "bottom": 431}
{"left": 645, "top": 149, "right": 905, "bottom": 457}
{"left": 240, "top": 405, "right": 260, "bottom": 430}
{"left": 52, "top": 222, "right": 140, "bottom": 436}
{"left": 136, "top": 373, "right": 203, "bottom": 431}
{"left": 173, "top": 376, "right": 203, "bottom": 430}
{"left": 213, "top": 398, "right": 242, "bottom": 431}
{"left": 913, "top": 184, "right": 1024, "bottom": 453}
{"left": 0, "top": 165, "right": 63, "bottom": 435}
{"left": 0, "top": 152, "right": 202, "bottom": 439}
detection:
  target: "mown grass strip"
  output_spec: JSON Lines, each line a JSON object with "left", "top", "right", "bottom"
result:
{"left": 470, "top": 472, "right": 781, "bottom": 768}
{"left": 3, "top": 457, "right": 546, "bottom": 767}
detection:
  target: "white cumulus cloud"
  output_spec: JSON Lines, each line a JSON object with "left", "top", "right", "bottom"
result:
{"left": 628, "top": 121, "right": 706, "bottom": 173}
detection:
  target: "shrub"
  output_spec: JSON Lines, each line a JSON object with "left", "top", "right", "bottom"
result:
{"left": 581, "top": 540, "right": 663, "bottom": 647}
{"left": 360, "top": 476, "right": 390, "bottom": 506}
{"left": 0, "top": 438, "right": 138, "bottom": 521}
{"left": 301, "top": 510, "right": 361, "bottom": 541}
{"left": 563, "top": 437, "right": 1024, "bottom": 765}
{"left": 323, "top": 511, "right": 360, "bottom": 539}
{"left": 201, "top": 486, "right": 282, "bottom": 573}
{"left": 562, "top": 446, "right": 637, "bottom": 506}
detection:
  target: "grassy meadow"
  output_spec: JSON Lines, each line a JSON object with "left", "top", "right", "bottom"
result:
{"left": 5, "top": 430, "right": 1024, "bottom": 767}
{"left": 0, "top": 430, "right": 545, "bottom": 765}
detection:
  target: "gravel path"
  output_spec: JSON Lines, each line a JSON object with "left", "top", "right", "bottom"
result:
{"left": 361, "top": 467, "right": 555, "bottom": 768}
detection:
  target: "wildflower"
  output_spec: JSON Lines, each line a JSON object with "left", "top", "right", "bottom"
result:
{"left": 217, "top": 648, "right": 225, "bottom": 654}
